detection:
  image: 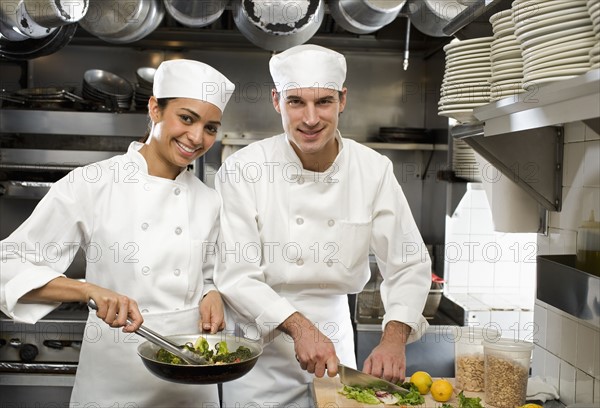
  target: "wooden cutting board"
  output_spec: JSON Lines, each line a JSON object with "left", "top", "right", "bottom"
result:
{"left": 313, "top": 377, "right": 486, "bottom": 407}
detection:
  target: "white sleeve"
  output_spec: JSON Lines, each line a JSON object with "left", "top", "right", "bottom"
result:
{"left": 201, "top": 194, "right": 220, "bottom": 298}
{"left": 0, "top": 171, "right": 91, "bottom": 323}
{"left": 370, "top": 160, "right": 432, "bottom": 343}
{"left": 213, "top": 160, "right": 297, "bottom": 338}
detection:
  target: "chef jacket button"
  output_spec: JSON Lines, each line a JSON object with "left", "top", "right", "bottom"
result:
{"left": 175, "top": 227, "right": 182, "bottom": 235}
{"left": 328, "top": 219, "right": 335, "bottom": 227}
{"left": 326, "top": 260, "right": 334, "bottom": 267}
{"left": 142, "top": 266, "right": 150, "bottom": 275}
{"left": 297, "top": 177, "right": 305, "bottom": 185}
{"left": 296, "top": 259, "right": 304, "bottom": 266}
{"left": 141, "top": 222, "right": 149, "bottom": 231}
{"left": 296, "top": 217, "right": 304, "bottom": 225}
{"left": 141, "top": 309, "right": 149, "bottom": 313}
{"left": 174, "top": 269, "right": 181, "bottom": 276}
{"left": 319, "top": 283, "right": 328, "bottom": 289}
{"left": 174, "top": 187, "right": 181, "bottom": 196}
{"left": 144, "top": 183, "right": 151, "bottom": 191}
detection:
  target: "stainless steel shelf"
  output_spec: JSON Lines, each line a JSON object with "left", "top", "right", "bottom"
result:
{"left": 474, "top": 69, "right": 600, "bottom": 136}
{"left": 222, "top": 138, "right": 448, "bottom": 151}
{"left": 452, "top": 123, "right": 563, "bottom": 213}
{"left": 537, "top": 255, "right": 600, "bottom": 328}
{"left": 362, "top": 142, "right": 448, "bottom": 151}
{"left": 450, "top": 70, "right": 600, "bottom": 214}
{"left": 0, "top": 109, "right": 147, "bottom": 137}
{"left": 443, "top": 0, "right": 514, "bottom": 39}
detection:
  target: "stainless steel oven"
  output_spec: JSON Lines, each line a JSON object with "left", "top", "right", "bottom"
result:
{"left": 0, "top": 107, "right": 184, "bottom": 407}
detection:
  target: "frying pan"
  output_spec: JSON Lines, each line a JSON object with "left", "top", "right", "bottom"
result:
{"left": 232, "top": 0, "right": 324, "bottom": 51}
{"left": 137, "top": 333, "right": 263, "bottom": 384}
{"left": 0, "top": 22, "right": 76, "bottom": 60}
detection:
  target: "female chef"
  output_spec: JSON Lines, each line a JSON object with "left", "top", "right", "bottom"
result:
{"left": 0, "top": 59, "right": 234, "bottom": 407}
{"left": 214, "top": 45, "right": 431, "bottom": 406}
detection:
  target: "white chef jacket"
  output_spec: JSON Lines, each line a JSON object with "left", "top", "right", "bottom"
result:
{"left": 214, "top": 132, "right": 431, "bottom": 406}
{"left": 0, "top": 142, "right": 220, "bottom": 407}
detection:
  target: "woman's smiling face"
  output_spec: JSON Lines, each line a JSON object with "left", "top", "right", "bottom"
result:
{"left": 146, "top": 96, "right": 222, "bottom": 178}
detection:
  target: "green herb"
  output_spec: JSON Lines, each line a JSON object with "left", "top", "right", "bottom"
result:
{"left": 340, "top": 385, "right": 380, "bottom": 405}
{"left": 440, "top": 391, "right": 485, "bottom": 408}
{"left": 394, "top": 383, "right": 425, "bottom": 405}
{"left": 339, "top": 383, "right": 425, "bottom": 406}
{"left": 458, "top": 391, "right": 484, "bottom": 408}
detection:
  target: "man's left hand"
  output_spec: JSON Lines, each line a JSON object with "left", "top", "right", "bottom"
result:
{"left": 362, "top": 320, "right": 411, "bottom": 384}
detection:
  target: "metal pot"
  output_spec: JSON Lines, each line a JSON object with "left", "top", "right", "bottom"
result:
{"left": 163, "top": 0, "right": 228, "bottom": 28}
{"left": 23, "top": 0, "right": 89, "bottom": 27}
{"left": 405, "top": 0, "right": 467, "bottom": 37}
{"left": 0, "top": 0, "right": 57, "bottom": 40}
{"left": 0, "top": 22, "right": 76, "bottom": 60}
{"left": 137, "top": 333, "right": 263, "bottom": 384}
{"left": 329, "top": 0, "right": 406, "bottom": 35}
{"left": 79, "top": 0, "right": 164, "bottom": 44}
{"left": 232, "top": 0, "right": 324, "bottom": 52}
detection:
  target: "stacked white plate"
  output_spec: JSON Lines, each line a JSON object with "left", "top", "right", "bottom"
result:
{"left": 489, "top": 8, "right": 525, "bottom": 101}
{"left": 453, "top": 139, "right": 481, "bottom": 182}
{"left": 587, "top": 0, "right": 600, "bottom": 69}
{"left": 512, "top": 0, "right": 595, "bottom": 88}
{"left": 439, "top": 37, "right": 493, "bottom": 124}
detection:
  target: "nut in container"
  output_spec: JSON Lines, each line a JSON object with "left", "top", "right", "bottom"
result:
{"left": 483, "top": 338, "right": 534, "bottom": 408}
{"left": 454, "top": 326, "right": 499, "bottom": 392}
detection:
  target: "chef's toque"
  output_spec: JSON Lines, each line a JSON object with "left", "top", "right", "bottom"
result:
{"left": 269, "top": 44, "right": 347, "bottom": 93}
{"left": 153, "top": 59, "right": 235, "bottom": 113}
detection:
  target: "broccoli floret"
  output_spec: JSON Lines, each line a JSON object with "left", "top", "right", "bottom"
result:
{"left": 156, "top": 348, "right": 183, "bottom": 365}
{"left": 194, "top": 337, "right": 210, "bottom": 354}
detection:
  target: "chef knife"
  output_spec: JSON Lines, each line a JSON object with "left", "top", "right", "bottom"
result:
{"left": 338, "top": 364, "right": 409, "bottom": 394}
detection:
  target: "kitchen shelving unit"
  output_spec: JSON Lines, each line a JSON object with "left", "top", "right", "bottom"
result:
{"left": 450, "top": 69, "right": 600, "bottom": 216}
{"left": 222, "top": 136, "right": 448, "bottom": 151}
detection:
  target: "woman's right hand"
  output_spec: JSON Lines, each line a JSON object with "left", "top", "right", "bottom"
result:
{"left": 87, "top": 286, "right": 143, "bottom": 332}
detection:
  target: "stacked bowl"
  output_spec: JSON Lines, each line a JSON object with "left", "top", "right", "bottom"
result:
{"left": 453, "top": 139, "right": 481, "bottom": 182}
{"left": 489, "top": 9, "right": 525, "bottom": 101}
{"left": 587, "top": 0, "right": 600, "bottom": 69}
{"left": 438, "top": 37, "right": 493, "bottom": 124}
{"left": 134, "top": 67, "right": 155, "bottom": 111}
{"left": 512, "top": 0, "right": 595, "bottom": 88}
{"left": 82, "top": 69, "right": 133, "bottom": 112}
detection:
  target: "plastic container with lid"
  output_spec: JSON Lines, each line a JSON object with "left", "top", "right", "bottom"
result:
{"left": 483, "top": 338, "right": 534, "bottom": 408}
{"left": 576, "top": 210, "right": 600, "bottom": 276}
{"left": 454, "top": 326, "right": 499, "bottom": 392}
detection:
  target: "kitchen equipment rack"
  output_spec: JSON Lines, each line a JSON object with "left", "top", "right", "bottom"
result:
{"left": 449, "top": 69, "right": 600, "bottom": 219}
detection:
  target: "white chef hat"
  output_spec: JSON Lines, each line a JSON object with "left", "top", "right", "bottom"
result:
{"left": 269, "top": 45, "right": 347, "bottom": 93}
{"left": 153, "top": 59, "right": 235, "bottom": 113}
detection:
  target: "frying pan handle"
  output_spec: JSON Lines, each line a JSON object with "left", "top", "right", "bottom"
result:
{"left": 86, "top": 299, "right": 202, "bottom": 365}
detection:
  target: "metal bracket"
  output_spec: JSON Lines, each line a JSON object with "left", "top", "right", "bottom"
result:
{"left": 452, "top": 123, "right": 564, "bottom": 213}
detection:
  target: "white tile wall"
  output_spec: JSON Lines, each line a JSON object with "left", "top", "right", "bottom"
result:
{"left": 575, "top": 370, "right": 594, "bottom": 404}
{"left": 445, "top": 185, "right": 537, "bottom": 300}
{"left": 576, "top": 324, "right": 598, "bottom": 377}
{"left": 445, "top": 121, "right": 600, "bottom": 404}
{"left": 560, "top": 361, "right": 577, "bottom": 405}
{"left": 545, "top": 349, "right": 561, "bottom": 392}
{"left": 534, "top": 122, "right": 600, "bottom": 404}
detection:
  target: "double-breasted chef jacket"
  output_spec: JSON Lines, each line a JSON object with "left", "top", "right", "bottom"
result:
{"left": 0, "top": 142, "right": 220, "bottom": 407}
{"left": 214, "top": 132, "right": 432, "bottom": 406}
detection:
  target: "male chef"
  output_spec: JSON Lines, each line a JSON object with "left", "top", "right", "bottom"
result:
{"left": 214, "top": 44, "right": 431, "bottom": 406}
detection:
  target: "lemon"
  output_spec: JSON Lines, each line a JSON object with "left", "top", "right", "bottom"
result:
{"left": 409, "top": 371, "right": 433, "bottom": 395}
{"left": 520, "top": 404, "right": 543, "bottom": 408}
{"left": 430, "top": 379, "right": 453, "bottom": 402}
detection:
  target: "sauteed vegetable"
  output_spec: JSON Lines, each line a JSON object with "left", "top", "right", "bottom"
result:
{"left": 156, "top": 336, "right": 253, "bottom": 365}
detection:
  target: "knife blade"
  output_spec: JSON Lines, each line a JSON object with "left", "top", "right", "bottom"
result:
{"left": 337, "top": 364, "right": 408, "bottom": 394}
